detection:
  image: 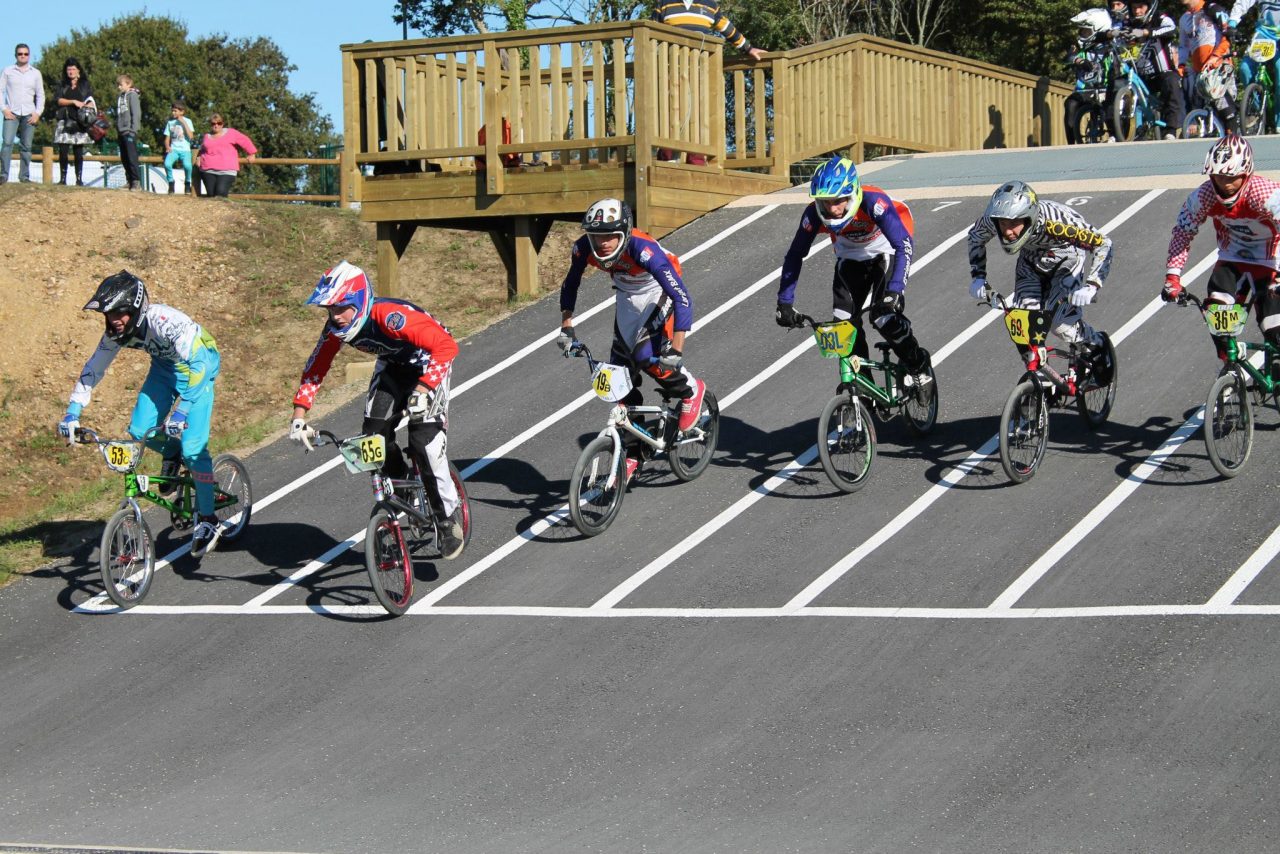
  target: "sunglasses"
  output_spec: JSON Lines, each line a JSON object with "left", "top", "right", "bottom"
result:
{"left": 210, "top": 120, "right": 224, "bottom": 126}
{"left": 16, "top": 52, "right": 29, "bottom": 57}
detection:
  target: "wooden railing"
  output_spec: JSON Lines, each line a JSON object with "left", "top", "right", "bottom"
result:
{"left": 341, "top": 26, "right": 1072, "bottom": 200}
{"left": 10, "top": 147, "right": 343, "bottom": 202}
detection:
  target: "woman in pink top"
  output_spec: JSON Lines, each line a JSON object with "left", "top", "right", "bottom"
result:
{"left": 196, "top": 112, "right": 257, "bottom": 197}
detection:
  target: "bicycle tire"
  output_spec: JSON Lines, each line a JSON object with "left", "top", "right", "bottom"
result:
{"left": 569, "top": 435, "right": 626, "bottom": 536}
{"left": 211, "top": 453, "right": 252, "bottom": 542}
{"left": 817, "top": 394, "right": 876, "bottom": 493}
{"left": 1111, "top": 84, "right": 1139, "bottom": 141}
{"left": 366, "top": 506, "right": 413, "bottom": 616}
{"left": 901, "top": 365, "right": 939, "bottom": 436}
{"left": 448, "top": 462, "right": 473, "bottom": 549}
{"left": 1204, "top": 369, "right": 1254, "bottom": 478}
{"left": 1076, "top": 333, "right": 1118, "bottom": 428}
{"left": 1182, "top": 108, "right": 1224, "bottom": 139}
{"left": 1240, "top": 83, "right": 1267, "bottom": 136}
{"left": 999, "top": 380, "right": 1049, "bottom": 484}
{"left": 1071, "top": 102, "right": 1110, "bottom": 144}
{"left": 668, "top": 388, "right": 720, "bottom": 481}
{"left": 99, "top": 507, "right": 155, "bottom": 609}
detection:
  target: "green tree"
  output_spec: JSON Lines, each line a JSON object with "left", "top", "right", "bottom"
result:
{"left": 938, "top": 0, "right": 1080, "bottom": 79}
{"left": 35, "top": 13, "right": 337, "bottom": 194}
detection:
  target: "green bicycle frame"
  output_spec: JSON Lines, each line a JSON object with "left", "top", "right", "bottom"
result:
{"left": 814, "top": 319, "right": 903, "bottom": 408}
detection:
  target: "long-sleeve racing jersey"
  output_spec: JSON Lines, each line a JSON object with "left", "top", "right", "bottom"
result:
{"left": 293, "top": 297, "right": 458, "bottom": 410}
{"left": 559, "top": 229, "right": 693, "bottom": 331}
{"left": 777, "top": 185, "right": 915, "bottom": 305}
{"left": 69, "top": 303, "right": 218, "bottom": 415}
{"left": 969, "top": 199, "right": 1112, "bottom": 286}
{"left": 1166, "top": 174, "right": 1280, "bottom": 276}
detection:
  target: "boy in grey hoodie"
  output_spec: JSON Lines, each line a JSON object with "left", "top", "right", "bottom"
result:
{"left": 115, "top": 74, "right": 141, "bottom": 190}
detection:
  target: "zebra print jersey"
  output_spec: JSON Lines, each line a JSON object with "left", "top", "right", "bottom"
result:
{"left": 968, "top": 199, "right": 1112, "bottom": 286}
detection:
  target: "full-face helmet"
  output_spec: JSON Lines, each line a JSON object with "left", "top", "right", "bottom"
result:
{"left": 83, "top": 270, "right": 149, "bottom": 342}
{"left": 1129, "top": 0, "right": 1157, "bottom": 25}
{"left": 1196, "top": 64, "right": 1231, "bottom": 102}
{"left": 808, "top": 155, "right": 863, "bottom": 231}
{"left": 306, "top": 260, "right": 374, "bottom": 342}
{"left": 985, "top": 180, "right": 1041, "bottom": 254}
{"left": 1108, "top": 0, "right": 1130, "bottom": 23}
{"left": 1071, "top": 8, "right": 1114, "bottom": 42}
{"left": 582, "top": 197, "right": 633, "bottom": 266}
{"left": 1203, "top": 133, "right": 1254, "bottom": 203}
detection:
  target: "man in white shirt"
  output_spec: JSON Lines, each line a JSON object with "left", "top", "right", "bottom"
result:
{"left": 1, "top": 43, "right": 45, "bottom": 184}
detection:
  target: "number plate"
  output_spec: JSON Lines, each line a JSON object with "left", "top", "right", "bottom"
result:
{"left": 1004, "top": 307, "right": 1052, "bottom": 347}
{"left": 103, "top": 441, "right": 137, "bottom": 473}
{"left": 813, "top": 320, "right": 858, "bottom": 358}
{"left": 1249, "top": 36, "right": 1277, "bottom": 63}
{"left": 590, "top": 362, "right": 634, "bottom": 402}
{"left": 339, "top": 434, "right": 387, "bottom": 473}
{"left": 1205, "top": 303, "right": 1248, "bottom": 337}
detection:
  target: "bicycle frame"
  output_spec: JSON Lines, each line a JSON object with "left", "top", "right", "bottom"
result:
{"left": 989, "top": 292, "right": 1085, "bottom": 399}
{"left": 324, "top": 431, "right": 440, "bottom": 533}
{"left": 804, "top": 316, "right": 911, "bottom": 408}
{"left": 1182, "top": 292, "right": 1279, "bottom": 396}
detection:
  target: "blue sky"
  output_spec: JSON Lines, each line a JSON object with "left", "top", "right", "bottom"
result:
{"left": 14, "top": 2, "right": 410, "bottom": 125}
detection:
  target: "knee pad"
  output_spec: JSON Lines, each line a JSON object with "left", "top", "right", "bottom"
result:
{"left": 872, "top": 310, "right": 911, "bottom": 343}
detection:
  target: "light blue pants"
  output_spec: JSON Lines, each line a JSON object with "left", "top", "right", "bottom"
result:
{"left": 164, "top": 148, "right": 193, "bottom": 183}
{"left": 128, "top": 354, "right": 220, "bottom": 517}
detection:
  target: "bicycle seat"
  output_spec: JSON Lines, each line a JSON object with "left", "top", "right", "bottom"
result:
{"left": 874, "top": 341, "right": 894, "bottom": 354}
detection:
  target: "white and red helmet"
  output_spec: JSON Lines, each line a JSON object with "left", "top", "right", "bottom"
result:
{"left": 1204, "top": 134, "right": 1255, "bottom": 204}
{"left": 582, "top": 198, "right": 632, "bottom": 266}
{"left": 306, "top": 260, "right": 374, "bottom": 342}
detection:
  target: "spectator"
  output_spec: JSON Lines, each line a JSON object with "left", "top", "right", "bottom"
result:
{"left": 650, "top": 0, "right": 765, "bottom": 165}
{"left": 0, "top": 43, "right": 45, "bottom": 185}
{"left": 163, "top": 101, "right": 195, "bottom": 195}
{"left": 52, "top": 57, "right": 93, "bottom": 186}
{"left": 115, "top": 74, "right": 142, "bottom": 190}
{"left": 196, "top": 112, "right": 256, "bottom": 197}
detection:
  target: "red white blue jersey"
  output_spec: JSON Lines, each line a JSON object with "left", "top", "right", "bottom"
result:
{"left": 559, "top": 229, "right": 694, "bottom": 331}
{"left": 1167, "top": 175, "right": 1280, "bottom": 275}
{"left": 778, "top": 185, "right": 915, "bottom": 304}
{"left": 294, "top": 298, "right": 457, "bottom": 409}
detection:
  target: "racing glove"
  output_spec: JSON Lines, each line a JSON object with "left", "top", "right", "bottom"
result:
{"left": 877, "top": 291, "right": 904, "bottom": 315}
{"left": 556, "top": 325, "right": 576, "bottom": 355}
{"left": 1161, "top": 273, "right": 1183, "bottom": 303}
{"left": 165, "top": 410, "right": 188, "bottom": 438}
{"left": 1070, "top": 283, "right": 1098, "bottom": 307}
{"left": 775, "top": 302, "right": 801, "bottom": 328}
{"left": 658, "top": 346, "right": 684, "bottom": 371}
{"left": 58, "top": 413, "right": 79, "bottom": 441}
{"left": 969, "top": 278, "right": 989, "bottom": 300}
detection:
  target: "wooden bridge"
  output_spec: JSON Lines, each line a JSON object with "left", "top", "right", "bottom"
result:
{"left": 339, "top": 25, "right": 1072, "bottom": 298}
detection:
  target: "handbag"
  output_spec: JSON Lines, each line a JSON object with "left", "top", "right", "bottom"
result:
{"left": 87, "top": 111, "right": 110, "bottom": 142}
{"left": 76, "top": 105, "right": 98, "bottom": 131}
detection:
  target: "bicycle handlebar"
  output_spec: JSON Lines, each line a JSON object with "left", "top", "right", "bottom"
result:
{"left": 70, "top": 425, "right": 163, "bottom": 446}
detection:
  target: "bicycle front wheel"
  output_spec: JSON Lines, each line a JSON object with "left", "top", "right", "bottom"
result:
{"left": 1182, "top": 108, "right": 1224, "bottom": 140}
{"left": 448, "top": 462, "right": 472, "bottom": 549}
{"left": 999, "top": 380, "right": 1049, "bottom": 484}
{"left": 1111, "top": 84, "right": 1138, "bottom": 141}
{"left": 817, "top": 394, "right": 876, "bottom": 493}
{"left": 901, "top": 365, "right": 939, "bottom": 436}
{"left": 569, "top": 435, "right": 626, "bottom": 536}
{"left": 1205, "top": 369, "right": 1254, "bottom": 478}
{"left": 1070, "top": 102, "right": 1109, "bottom": 144}
{"left": 99, "top": 507, "right": 155, "bottom": 609}
{"left": 668, "top": 388, "right": 720, "bottom": 481}
{"left": 366, "top": 506, "right": 413, "bottom": 616}
{"left": 212, "top": 453, "right": 252, "bottom": 542}
{"left": 1076, "top": 334, "right": 1118, "bottom": 428}
{"left": 1240, "top": 83, "right": 1267, "bottom": 136}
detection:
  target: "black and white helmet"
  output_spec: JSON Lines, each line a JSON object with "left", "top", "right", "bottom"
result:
{"left": 985, "top": 180, "right": 1041, "bottom": 254}
{"left": 83, "top": 270, "right": 149, "bottom": 342}
{"left": 582, "top": 197, "right": 632, "bottom": 266}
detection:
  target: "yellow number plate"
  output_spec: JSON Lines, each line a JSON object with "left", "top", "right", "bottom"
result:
{"left": 590, "top": 363, "right": 634, "bottom": 402}
{"left": 1249, "top": 37, "right": 1277, "bottom": 63}
{"left": 813, "top": 320, "right": 857, "bottom": 358}
{"left": 358, "top": 435, "right": 385, "bottom": 465}
{"left": 1004, "top": 309, "right": 1032, "bottom": 345}
{"left": 339, "top": 434, "right": 387, "bottom": 473}
{"left": 104, "top": 442, "right": 135, "bottom": 473}
{"left": 1205, "top": 303, "right": 1247, "bottom": 336}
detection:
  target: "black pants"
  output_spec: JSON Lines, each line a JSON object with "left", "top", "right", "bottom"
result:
{"left": 832, "top": 257, "right": 928, "bottom": 371}
{"left": 1207, "top": 262, "right": 1280, "bottom": 361}
{"left": 118, "top": 132, "right": 140, "bottom": 186}
{"left": 1142, "top": 71, "right": 1186, "bottom": 136}
{"left": 58, "top": 144, "right": 85, "bottom": 182}
{"left": 201, "top": 171, "right": 236, "bottom": 197}
{"left": 1064, "top": 92, "right": 1108, "bottom": 144}
{"left": 362, "top": 361, "right": 450, "bottom": 516}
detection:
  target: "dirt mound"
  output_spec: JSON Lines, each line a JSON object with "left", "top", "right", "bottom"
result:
{"left": 0, "top": 183, "right": 574, "bottom": 536}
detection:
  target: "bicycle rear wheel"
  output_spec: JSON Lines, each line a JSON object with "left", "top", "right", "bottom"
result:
{"left": 1182, "top": 108, "right": 1224, "bottom": 139}
{"left": 212, "top": 453, "right": 252, "bottom": 542}
{"left": 817, "top": 394, "right": 876, "bottom": 493}
{"left": 1204, "top": 369, "right": 1253, "bottom": 478}
{"left": 569, "top": 435, "right": 626, "bottom": 536}
{"left": 1076, "top": 334, "right": 1118, "bottom": 428}
{"left": 366, "top": 506, "right": 413, "bottom": 616}
{"left": 901, "top": 365, "right": 939, "bottom": 436}
{"left": 668, "top": 388, "right": 720, "bottom": 481}
{"left": 99, "top": 507, "right": 155, "bottom": 609}
{"left": 1111, "top": 84, "right": 1139, "bottom": 141}
{"left": 999, "top": 380, "right": 1049, "bottom": 484}
{"left": 1240, "top": 83, "right": 1267, "bottom": 136}
{"left": 448, "top": 462, "right": 472, "bottom": 548}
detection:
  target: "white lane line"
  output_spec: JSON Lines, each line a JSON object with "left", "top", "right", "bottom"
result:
{"left": 1207, "top": 524, "right": 1280, "bottom": 606}
{"left": 118, "top": 603, "right": 1280, "bottom": 619}
{"left": 988, "top": 410, "right": 1205, "bottom": 610}
{"left": 591, "top": 225, "right": 976, "bottom": 609}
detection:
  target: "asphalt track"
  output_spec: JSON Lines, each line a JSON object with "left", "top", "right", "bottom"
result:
{"left": 4, "top": 139, "right": 1280, "bottom": 853}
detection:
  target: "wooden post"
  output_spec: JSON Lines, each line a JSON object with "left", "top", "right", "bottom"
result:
{"left": 490, "top": 216, "right": 554, "bottom": 300}
{"left": 710, "top": 46, "right": 725, "bottom": 165}
{"left": 42, "top": 146, "right": 53, "bottom": 184}
{"left": 376, "top": 222, "right": 418, "bottom": 299}
{"left": 341, "top": 48, "right": 362, "bottom": 207}
{"left": 484, "top": 40, "right": 504, "bottom": 196}
{"left": 633, "top": 27, "right": 655, "bottom": 233}
{"left": 769, "top": 56, "right": 791, "bottom": 178}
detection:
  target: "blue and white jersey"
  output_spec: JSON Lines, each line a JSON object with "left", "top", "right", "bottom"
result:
{"left": 1230, "top": 0, "right": 1280, "bottom": 30}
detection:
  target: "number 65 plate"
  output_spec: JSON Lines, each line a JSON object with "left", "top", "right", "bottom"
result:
{"left": 339, "top": 434, "right": 387, "bottom": 473}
